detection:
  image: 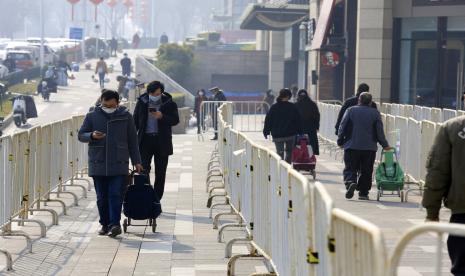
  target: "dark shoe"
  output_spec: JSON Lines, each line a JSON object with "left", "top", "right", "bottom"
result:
{"left": 345, "top": 183, "right": 357, "bottom": 199}
{"left": 98, "top": 226, "right": 109, "bottom": 235}
{"left": 211, "top": 136, "right": 218, "bottom": 141}
{"left": 108, "top": 225, "right": 122, "bottom": 238}
{"left": 358, "top": 195, "right": 370, "bottom": 201}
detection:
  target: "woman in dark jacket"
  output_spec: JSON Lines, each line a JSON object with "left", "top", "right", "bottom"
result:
{"left": 194, "top": 89, "right": 208, "bottom": 134}
{"left": 295, "top": 89, "right": 320, "bottom": 155}
{"left": 263, "top": 88, "right": 302, "bottom": 163}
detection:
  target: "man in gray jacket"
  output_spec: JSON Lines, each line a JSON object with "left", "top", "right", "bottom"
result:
{"left": 79, "top": 90, "right": 143, "bottom": 237}
{"left": 338, "top": 92, "right": 390, "bottom": 200}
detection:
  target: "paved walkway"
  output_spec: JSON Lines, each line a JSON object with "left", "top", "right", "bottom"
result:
{"left": 0, "top": 134, "right": 265, "bottom": 276}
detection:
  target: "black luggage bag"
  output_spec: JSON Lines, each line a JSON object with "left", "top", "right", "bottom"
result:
{"left": 123, "top": 172, "right": 162, "bottom": 233}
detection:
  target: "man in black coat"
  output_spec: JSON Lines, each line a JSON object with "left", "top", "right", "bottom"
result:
{"left": 133, "top": 81, "right": 180, "bottom": 200}
{"left": 79, "top": 90, "right": 143, "bottom": 237}
{"left": 209, "top": 87, "right": 227, "bottom": 140}
{"left": 120, "top": 53, "right": 131, "bottom": 77}
{"left": 334, "top": 83, "right": 377, "bottom": 135}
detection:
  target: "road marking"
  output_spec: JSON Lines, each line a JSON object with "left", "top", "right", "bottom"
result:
{"left": 174, "top": 209, "right": 193, "bottom": 236}
{"left": 232, "top": 245, "right": 249, "bottom": 254}
{"left": 419, "top": 246, "right": 447, "bottom": 253}
{"left": 168, "top": 163, "right": 181, "bottom": 169}
{"left": 182, "top": 156, "right": 192, "bottom": 161}
{"left": 376, "top": 204, "right": 389, "bottom": 210}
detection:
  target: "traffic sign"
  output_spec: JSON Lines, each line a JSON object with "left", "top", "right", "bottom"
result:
{"left": 69, "top": 27, "right": 84, "bottom": 40}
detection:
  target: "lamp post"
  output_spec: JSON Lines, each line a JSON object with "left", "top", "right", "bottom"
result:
{"left": 95, "top": 24, "right": 100, "bottom": 58}
{"left": 40, "top": 0, "right": 44, "bottom": 75}
{"left": 299, "top": 21, "right": 309, "bottom": 90}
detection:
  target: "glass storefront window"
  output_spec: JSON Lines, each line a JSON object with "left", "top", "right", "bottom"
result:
{"left": 399, "top": 17, "right": 438, "bottom": 106}
{"left": 446, "top": 17, "right": 465, "bottom": 109}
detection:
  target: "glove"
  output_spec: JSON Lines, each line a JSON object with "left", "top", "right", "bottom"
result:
{"left": 337, "top": 138, "right": 344, "bottom": 147}
{"left": 263, "top": 131, "right": 269, "bottom": 139}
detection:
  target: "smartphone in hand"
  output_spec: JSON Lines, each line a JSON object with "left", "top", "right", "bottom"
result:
{"left": 148, "top": 107, "right": 157, "bottom": 113}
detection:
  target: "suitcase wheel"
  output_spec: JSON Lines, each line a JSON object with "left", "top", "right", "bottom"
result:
{"left": 123, "top": 219, "right": 128, "bottom": 233}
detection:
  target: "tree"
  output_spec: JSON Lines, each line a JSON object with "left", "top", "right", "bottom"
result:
{"left": 155, "top": 43, "right": 193, "bottom": 84}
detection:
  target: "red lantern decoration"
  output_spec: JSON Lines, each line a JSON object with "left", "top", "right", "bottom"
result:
{"left": 67, "top": 0, "right": 80, "bottom": 21}
{"left": 107, "top": 0, "right": 118, "bottom": 8}
{"left": 123, "top": 0, "right": 133, "bottom": 8}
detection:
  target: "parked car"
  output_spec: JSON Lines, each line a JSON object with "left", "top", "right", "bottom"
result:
{"left": 6, "top": 42, "right": 39, "bottom": 64}
{"left": 6, "top": 51, "right": 35, "bottom": 70}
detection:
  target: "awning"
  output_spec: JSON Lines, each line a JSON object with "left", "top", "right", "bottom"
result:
{"left": 240, "top": 3, "right": 309, "bottom": 31}
{"left": 310, "top": 0, "right": 335, "bottom": 50}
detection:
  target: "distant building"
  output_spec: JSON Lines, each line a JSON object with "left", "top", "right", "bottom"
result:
{"left": 213, "top": 0, "right": 258, "bottom": 30}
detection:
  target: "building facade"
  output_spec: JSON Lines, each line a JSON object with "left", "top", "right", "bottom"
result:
{"left": 308, "top": 0, "right": 465, "bottom": 108}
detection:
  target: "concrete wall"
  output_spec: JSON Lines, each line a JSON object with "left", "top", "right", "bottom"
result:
{"left": 182, "top": 49, "right": 269, "bottom": 92}
{"left": 355, "top": 0, "right": 393, "bottom": 102}
{"left": 268, "top": 31, "right": 286, "bottom": 92}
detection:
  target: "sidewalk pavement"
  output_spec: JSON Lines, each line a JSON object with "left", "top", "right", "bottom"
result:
{"left": 0, "top": 133, "right": 266, "bottom": 276}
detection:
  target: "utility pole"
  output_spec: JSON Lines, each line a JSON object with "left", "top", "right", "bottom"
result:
{"left": 40, "top": 0, "right": 45, "bottom": 74}
{"left": 151, "top": 0, "right": 155, "bottom": 37}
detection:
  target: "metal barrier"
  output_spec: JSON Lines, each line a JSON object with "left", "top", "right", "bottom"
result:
{"left": 331, "top": 208, "right": 387, "bottom": 276}
{"left": 389, "top": 223, "right": 465, "bottom": 276}
{"left": 200, "top": 101, "right": 269, "bottom": 141}
{"left": 0, "top": 114, "right": 90, "bottom": 271}
{"left": 210, "top": 102, "right": 400, "bottom": 276}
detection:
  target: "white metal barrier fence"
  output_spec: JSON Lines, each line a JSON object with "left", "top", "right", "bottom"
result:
{"left": 0, "top": 115, "right": 89, "bottom": 271}
{"left": 199, "top": 101, "right": 270, "bottom": 140}
{"left": 207, "top": 102, "right": 465, "bottom": 276}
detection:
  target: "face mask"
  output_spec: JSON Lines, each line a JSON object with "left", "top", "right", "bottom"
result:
{"left": 199, "top": 92, "right": 204, "bottom": 96}
{"left": 149, "top": 95, "right": 161, "bottom": 102}
{"left": 102, "top": 106, "right": 116, "bottom": 114}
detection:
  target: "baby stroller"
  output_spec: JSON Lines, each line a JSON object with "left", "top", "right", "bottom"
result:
{"left": 375, "top": 149, "right": 405, "bottom": 202}
{"left": 292, "top": 134, "right": 317, "bottom": 179}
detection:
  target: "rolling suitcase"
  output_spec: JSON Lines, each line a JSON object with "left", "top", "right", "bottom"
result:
{"left": 123, "top": 172, "right": 162, "bottom": 233}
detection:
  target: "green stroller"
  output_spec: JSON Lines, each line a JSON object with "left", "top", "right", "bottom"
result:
{"left": 375, "top": 149, "right": 405, "bottom": 202}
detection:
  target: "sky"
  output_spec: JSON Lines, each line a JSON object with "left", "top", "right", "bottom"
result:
{"left": 0, "top": 0, "right": 225, "bottom": 41}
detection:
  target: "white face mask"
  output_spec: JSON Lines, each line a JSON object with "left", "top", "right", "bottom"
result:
{"left": 199, "top": 92, "right": 204, "bottom": 96}
{"left": 102, "top": 106, "right": 117, "bottom": 114}
{"left": 149, "top": 95, "right": 161, "bottom": 102}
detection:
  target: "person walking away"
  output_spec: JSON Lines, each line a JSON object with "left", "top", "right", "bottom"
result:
{"left": 78, "top": 90, "right": 143, "bottom": 237}
{"left": 295, "top": 89, "right": 320, "bottom": 155}
{"left": 262, "top": 89, "right": 275, "bottom": 113}
{"left": 195, "top": 89, "right": 208, "bottom": 134}
{"left": 263, "top": 88, "right": 302, "bottom": 163}
{"left": 95, "top": 57, "right": 108, "bottom": 89}
{"left": 335, "top": 83, "right": 377, "bottom": 135}
{"left": 291, "top": 85, "right": 299, "bottom": 102}
{"left": 133, "top": 81, "right": 179, "bottom": 200}
{"left": 120, "top": 53, "right": 132, "bottom": 77}
{"left": 209, "top": 87, "right": 227, "bottom": 140}
{"left": 337, "top": 92, "right": 390, "bottom": 200}
{"left": 110, "top": 38, "right": 118, "bottom": 57}
{"left": 422, "top": 116, "right": 465, "bottom": 276}
{"left": 132, "top": 33, "right": 141, "bottom": 49}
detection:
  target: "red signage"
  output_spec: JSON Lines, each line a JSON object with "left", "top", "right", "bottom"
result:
{"left": 321, "top": 51, "right": 340, "bottom": 67}
{"left": 90, "top": 0, "right": 104, "bottom": 5}
{"left": 67, "top": 0, "right": 80, "bottom": 4}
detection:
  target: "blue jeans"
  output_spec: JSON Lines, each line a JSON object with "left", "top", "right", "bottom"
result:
{"left": 98, "top": 73, "right": 105, "bottom": 88}
{"left": 93, "top": 176, "right": 126, "bottom": 227}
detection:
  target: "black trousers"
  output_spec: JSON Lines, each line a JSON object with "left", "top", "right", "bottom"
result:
{"left": 343, "top": 149, "right": 376, "bottom": 196}
{"left": 449, "top": 214, "right": 465, "bottom": 276}
{"left": 140, "top": 134, "right": 170, "bottom": 200}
